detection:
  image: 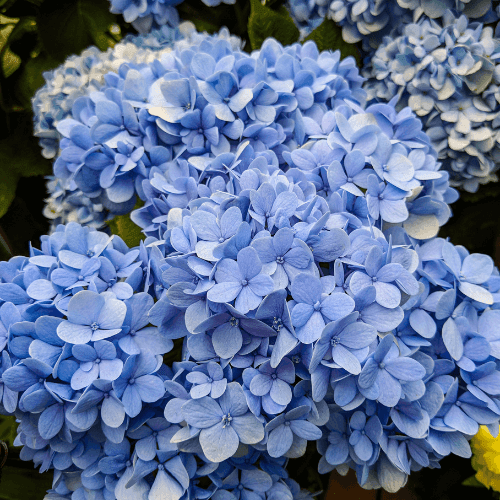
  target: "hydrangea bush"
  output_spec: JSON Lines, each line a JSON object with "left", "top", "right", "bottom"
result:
{"left": 2, "top": 1, "right": 500, "bottom": 499}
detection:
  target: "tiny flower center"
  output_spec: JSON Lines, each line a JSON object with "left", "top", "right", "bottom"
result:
{"left": 78, "top": 275, "right": 84, "bottom": 280}
{"left": 330, "top": 336, "right": 340, "bottom": 347}
{"left": 86, "top": 250, "right": 95, "bottom": 257}
{"left": 230, "top": 317, "right": 239, "bottom": 328}
{"left": 207, "top": 378, "right": 213, "bottom": 383}
{"left": 472, "top": 380, "right": 478, "bottom": 386}
{"left": 379, "top": 362, "right": 385, "bottom": 369}
{"left": 271, "top": 373, "right": 278, "bottom": 380}
{"left": 241, "top": 279, "right": 248, "bottom": 286}
{"left": 158, "top": 464, "right": 165, "bottom": 471}
{"left": 276, "top": 256, "right": 285, "bottom": 264}
{"left": 130, "top": 330, "right": 136, "bottom": 336}
{"left": 284, "top": 421, "right": 291, "bottom": 426}
{"left": 129, "top": 378, "right": 135, "bottom": 385}
{"left": 95, "top": 358, "right": 101, "bottom": 364}
{"left": 313, "top": 301, "right": 321, "bottom": 311}
{"left": 218, "top": 237, "right": 225, "bottom": 243}
{"left": 91, "top": 322, "right": 99, "bottom": 331}
{"left": 291, "top": 355, "right": 301, "bottom": 364}
{"left": 272, "top": 317, "right": 283, "bottom": 332}
{"left": 222, "top": 413, "right": 233, "bottom": 427}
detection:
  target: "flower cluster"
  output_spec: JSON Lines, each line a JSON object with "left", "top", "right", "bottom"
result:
{"left": 45, "top": 30, "right": 365, "bottom": 230}
{"left": 132, "top": 95, "right": 457, "bottom": 243}
{"left": 108, "top": 0, "right": 236, "bottom": 34}
{"left": 364, "top": 11, "right": 500, "bottom": 192}
{"left": 471, "top": 425, "right": 500, "bottom": 491}
{"left": 33, "top": 24, "right": 185, "bottom": 161}
{"left": 33, "top": 23, "right": 198, "bottom": 230}
{"left": 128, "top": 122, "right": 499, "bottom": 491}
{"left": 286, "top": 0, "right": 498, "bottom": 49}
{"left": 5, "top": 160, "right": 500, "bottom": 494}
{"left": 0, "top": 222, "right": 316, "bottom": 500}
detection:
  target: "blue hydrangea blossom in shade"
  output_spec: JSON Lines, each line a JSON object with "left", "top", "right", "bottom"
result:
{"left": 285, "top": 0, "right": 498, "bottom": 49}
{"left": 364, "top": 10, "right": 500, "bottom": 192}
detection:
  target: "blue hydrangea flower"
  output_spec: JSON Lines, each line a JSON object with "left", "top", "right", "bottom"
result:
{"left": 207, "top": 247, "right": 274, "bottom": 314}
{"left": 112, "top": 351, "right": 165, "bottom": 417}
{"left": 358, "top": 334, "right": 427, "bottom": 406}
{"left": 186, "top": 361, "right": 228, "bottom": 399}
{"left": 56, "top": 290, "right": 127, "bottom": 344}
{"left": 181, "top": 382, "right": 265, "bottom": 462}
{"left": 265, "top": 405, "right": 322, "bottom": 458}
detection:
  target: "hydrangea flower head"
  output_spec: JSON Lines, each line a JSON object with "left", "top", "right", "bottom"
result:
{"left": 364, "top": 10, "right": 500, "bottom": 192}
{"left": 286, "top": 0, "right": 498, "bottom": 50}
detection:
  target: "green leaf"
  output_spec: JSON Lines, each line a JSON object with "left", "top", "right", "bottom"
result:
{"left": 0, "top": 463, "right": 53, "bottom": 500}
{"left": 463, "top": 475, "right": 486, "bottom": 488}
{"left": 0, "top": 415, "right": 16, "bottom": 447}
{"left": 107, "top": 206, "right": 144, "bottom": 248}
{"left": 37, "top": 0, "right": 116, "bottom": 63}
{"left": 0, "top": 115, "right": 52, "bottom": 176}
{"left": 303, "top": 18, "right": 362, "bottom": 66}
{"left": 248, "top": 0, "right": 300, "bottom": 50}
{"left": 0, "top": 17, "right": 37, "bottom": 79}
{"left": 0, "top": 166, "right": 18, "bottom": 219}
{"left": 10, "top": 53, "right": 58, "bottom": 110}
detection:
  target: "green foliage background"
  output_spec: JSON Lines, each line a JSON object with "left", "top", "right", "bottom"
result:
{"left": 0, "top": 0, "right": 499, "bottom": 499}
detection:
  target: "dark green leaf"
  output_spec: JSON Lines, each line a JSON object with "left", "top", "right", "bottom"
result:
{"left": 0, "top": 0, "right": 14, "bottom": 9}
{"left": 37, "top": 0, "right": 116, "bottom": 63}
{"left": 0, "top": 415, "right": 16, "bottom": 447}
{"left": 1, "top": 17, "right": 37, "bottom": 79}
{"left": 177, "top": 0, "right": 250, "bottom": 41}
{"left": 107, "top": 209, "right": 144, "bottom": 248}
{"left": 462, "top": 475, "right": 486, "bottom": 488}
{"left": 248, "top": 0, "right": 300, "bottom": 50}
{"left": 303, "top": 18, "right": 362, "bottom": 65}
{"left": 9, "top": 52, "right": 58, "bottom": 110}
{"left": 0, "top": 113, "right": 52, "bottom": 176}
{"left": 0, "top": 463, "right": 53, "bottom": 500}
{"left": 0, "top": 165, "right": 18, "bottom": 219}
{"left": 0, "top": 112, "right": 51, "bottom": 216}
